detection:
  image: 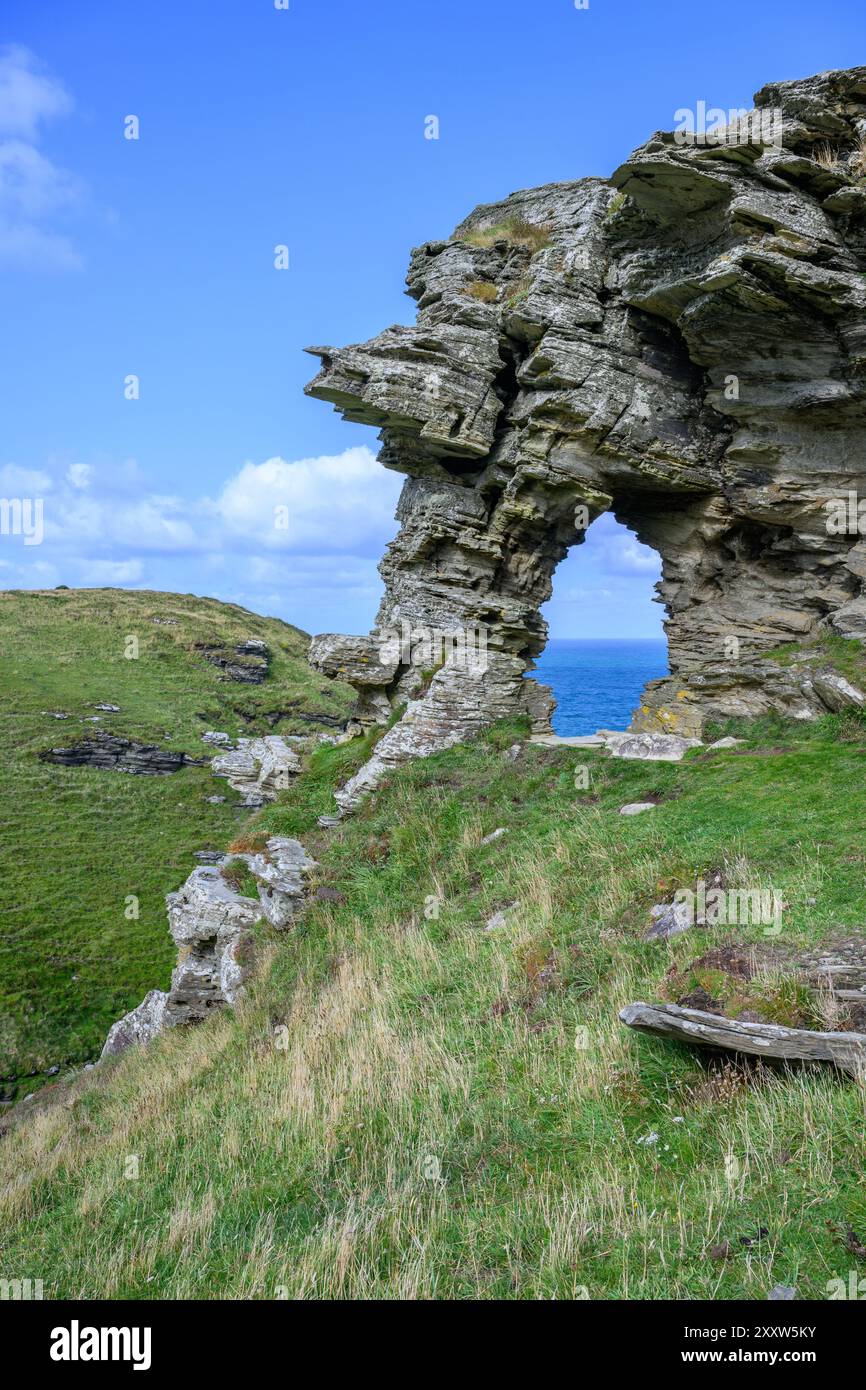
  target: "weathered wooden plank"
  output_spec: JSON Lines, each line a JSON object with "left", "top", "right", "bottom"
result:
{"left": 619, "top": 1001, "right": 866, "bottom": 1077}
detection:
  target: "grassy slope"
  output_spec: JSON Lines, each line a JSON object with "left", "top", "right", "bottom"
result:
{"left": 3, "top": 703, "right": 866, "bottom": 1299}
{"left": 0, "top": 589, "right": 353, "bottom": 1082}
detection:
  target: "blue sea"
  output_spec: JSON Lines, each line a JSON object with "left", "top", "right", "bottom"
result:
{"left": 529, "top": 639, "right": 669, "bottom": 737}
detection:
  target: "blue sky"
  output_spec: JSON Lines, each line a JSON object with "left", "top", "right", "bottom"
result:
{"left": 1, "top": 0, "right": 864, "bottom": 637}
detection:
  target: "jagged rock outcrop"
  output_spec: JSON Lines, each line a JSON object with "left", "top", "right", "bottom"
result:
{"left": 306, "top": 66, "right": 866, "bottom": 809}
{"left": 210, "top": 735, "right": 303, "bottom": 805}
{"left": 40, "top": 734, "right": 203, "bottom": 775}
{"left": 195, "top": 638, "right": 270, "bottom": 684}
{"left": 100, "top": 989, "right": 168, "bottom": 1059}
{"left": 164, "top": 866, "right": 262, "bottom": 1025}
{"left": 245, "top": 836, "right": 317, "bottom": 927}
{"left": 100, "top": 836, "right": 316, "bottom": 1056}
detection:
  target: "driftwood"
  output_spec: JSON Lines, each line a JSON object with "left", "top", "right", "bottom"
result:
{"left": 619, "top": 1001, "right": 866, "bottom": 1077}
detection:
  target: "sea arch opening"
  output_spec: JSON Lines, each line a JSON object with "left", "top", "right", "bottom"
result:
{"left": 530, "top": 512, "right": 669, "bottom": 737}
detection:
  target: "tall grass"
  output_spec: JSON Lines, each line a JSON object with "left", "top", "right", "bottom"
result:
{"left": 3, "top": 715, "right": 866, "bottom": 1298}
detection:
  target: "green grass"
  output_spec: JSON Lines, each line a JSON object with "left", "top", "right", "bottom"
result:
{"left": 766, "top": 631, "right": 866, "bottom": 685}
{"left": 505, "top": 275, "right": 532, "bottom": 309}
{"left": 3, "top": 708, "right": 866, "bottom": 1298}
{"left": 0, "top": 589, "right": 353, "bottom": 1083}
{"left": 462, "top": 217, "right": 553, "bottom": 254}
{"left": 461, "top": 279, "right": 498, "bottom": 303}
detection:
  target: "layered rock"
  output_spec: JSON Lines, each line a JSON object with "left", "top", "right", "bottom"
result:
{"left": 210, "top": 735, "right": 303, "bottom": 806}
{"left": 40, "top": 733, "right": 202, "bottom": 775}
{"left": 245, "top": 836, "right": 317, "bottom": 928}
{"left": 100, "top": 836, "right": 316, "bottom": 1056}
{"left": 306, "top": 66, "right": 866, "bottom": 808}
{"left": 195, "top": 638, "right": 270, "bottom": 684}
{"left": 164, "top": 866, "right": 262, "bottom": 1025}
{"left": 100, "top": 989, "right": 168, "bottom": 1059}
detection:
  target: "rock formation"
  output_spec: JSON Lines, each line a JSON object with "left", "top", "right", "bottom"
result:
{"left": 245, "top": 836, "right": 317, "bottom": 928}
{"left": 163, "top": 866, "right": 264, "bottom": 1026}
{"left": 195, "top": 638, "right": 270, "bottom": 684}
{"left": 210, "top": 735, "right": 303, "bottom": 806}
{"left": 100, "top": 989, "right": 168, "bottom": 1059}
{"left": 306, "top": 66, "right": 866, "bottom": 809}
{"left": 40, "top": 734, "right": 203, "bottom": 775}
{"left": 620, "top": 1001, "right": 866, "bottom": 1076}
{"left": 100, "top": 837, "right": 316, "bottom": 1057}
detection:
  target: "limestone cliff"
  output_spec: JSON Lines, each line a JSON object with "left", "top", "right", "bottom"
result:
{"left": 306, "top": 66, "right": 866, "bottom": 808}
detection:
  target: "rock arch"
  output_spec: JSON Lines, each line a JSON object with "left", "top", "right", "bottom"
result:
{"left": 306, "top": 66, "right": 866, "bottom": 809}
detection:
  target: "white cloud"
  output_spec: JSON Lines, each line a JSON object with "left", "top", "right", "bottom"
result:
{"left": 0, "top": 45, "right": 71, "bottom": 138}
{"left": 0, "top": 448, "right": 664, "bottom": 637}
{"left": 0, "top": 463, "right": 52, "bottom": 493}
{"left": 0, "top": 46, "right": 82, "bottom": 271}
{"left": 0, "top": 446, "right": 403, "bottom": 633}
{"left": 66, "top": 464, "right": 92, "bottom": 490}
{"left": 613, "top": 538, "right": 660, "bottom": 573}
{"left": 584, "top": 511, "right": 661, "bottom": 577}
{"left": 215, "top": 447, "right": 401, "bottom": 551}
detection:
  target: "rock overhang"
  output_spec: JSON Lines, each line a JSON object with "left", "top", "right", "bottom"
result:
{"left": 304, "top": 65, "right": 866, "bottom": 809}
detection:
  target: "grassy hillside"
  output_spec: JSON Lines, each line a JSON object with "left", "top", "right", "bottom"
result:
{"left": 0, "top": 589, "right": 353, "bottom": 1086}
{"left": 3, "top": 701, "right": 866, "bottom": 1299}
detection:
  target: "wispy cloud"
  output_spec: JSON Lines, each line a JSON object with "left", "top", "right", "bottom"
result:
{"left": 0, "top": 45, "right": 82, "bottom": 271}
{"left": 0, "top": 43, "right": 72, "bottom": 137}
{"left": 0, "top": 447, "right": 403, "bottom": 633}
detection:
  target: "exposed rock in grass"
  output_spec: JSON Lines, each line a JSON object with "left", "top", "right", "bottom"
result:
{"left": 619, "top": 802, "right": 657, "bottom": 816}
{"left": 99, "top": 834, "right": 320, "bottom": 1053}
{"left": 481, "top": 826, "right": 508, "bottom": 844}
{"left": 100, "top": 990, "right": 168, "bottom": 1059}
{"left": 606, "top": 732, "right": 702, "bottom": 762}
{"left": 485, "top": 901, "right": 518, "bottom": 931}
{"left": 40, "top": 733, "right": 203, "bottom": 775}
{"left": 809, "top": 671, "right": 866, "bottom": 711}
{"left": 195, "top": 639, "right": 270, "bottom": 684}
{"left": 164, "top": 866, "right": 263, "bottom": 1025}
{"left": 644, "top": 899, "right": 693, "bottom": 941}
{"left": 246, "top": 837, "right": 317, "bottom": 928}
{"left": 211, "top": 735, "right": 303, "bottom": 806}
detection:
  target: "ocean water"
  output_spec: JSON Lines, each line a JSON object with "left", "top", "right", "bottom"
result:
{"left": 529, "top": 638, "right": 669, "bottom": 737}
